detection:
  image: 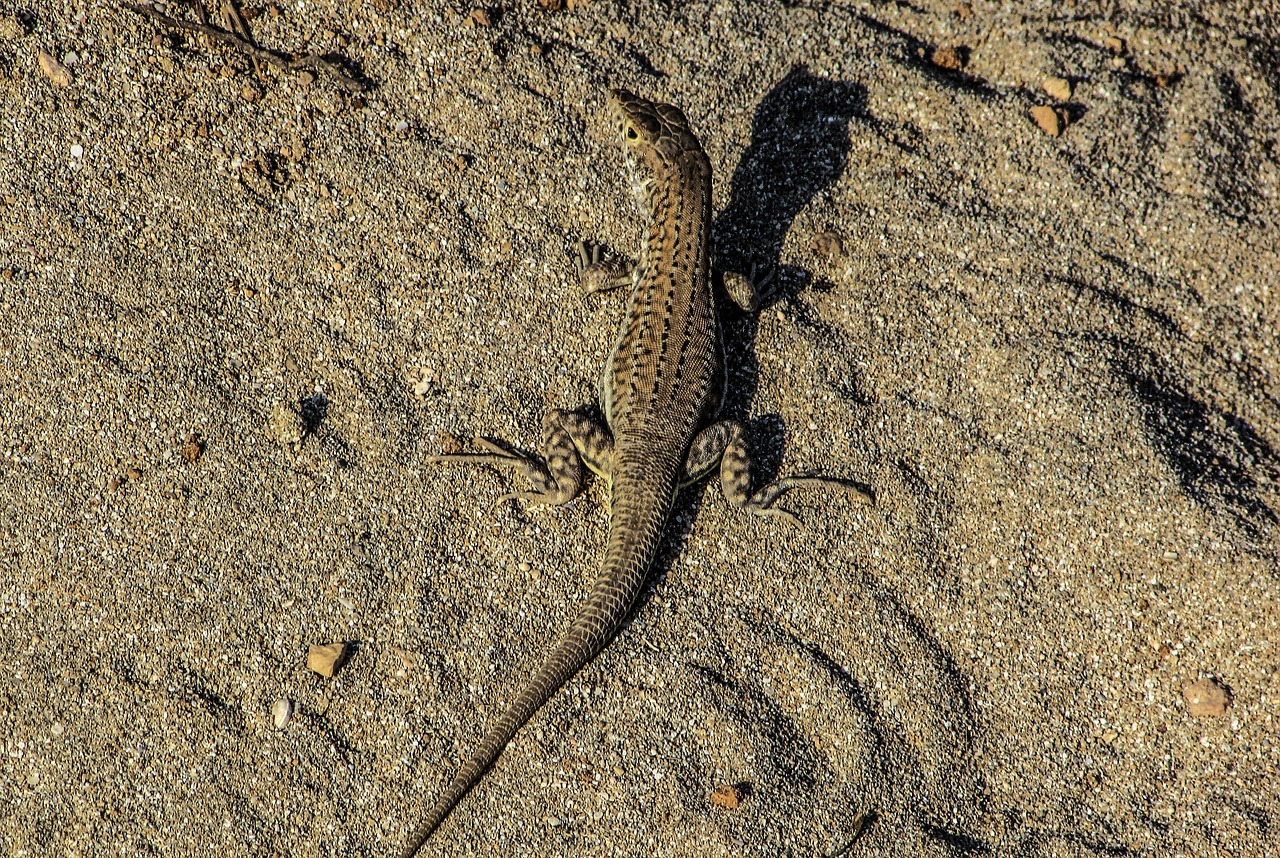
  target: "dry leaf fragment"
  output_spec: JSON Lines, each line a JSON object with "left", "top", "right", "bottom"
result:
{"left": 307, "top": 642, "right": 347, "bottom": 678}
{"left": 38, "top": 50, "right": 73, "bottom": 87}
{"left": 467, "top": 8, "right": 492, "bottom": 27}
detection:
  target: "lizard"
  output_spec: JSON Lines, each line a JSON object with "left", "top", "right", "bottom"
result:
{"left": 401, "top": 88, "right": 869, "bottom": 856}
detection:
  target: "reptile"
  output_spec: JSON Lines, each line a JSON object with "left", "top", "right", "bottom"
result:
{"left": 402, "top": 88, "right": 868, "bottom": 856}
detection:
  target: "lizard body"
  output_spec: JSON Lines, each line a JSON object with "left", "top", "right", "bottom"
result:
{"left": 402, "top": 89, "right": 865, "bottom": 856}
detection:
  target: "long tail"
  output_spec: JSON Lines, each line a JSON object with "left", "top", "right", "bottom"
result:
{"left": 400, "top": 478, "right": 670, "bottom": 857}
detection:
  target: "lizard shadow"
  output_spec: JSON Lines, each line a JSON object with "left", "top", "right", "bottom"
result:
{"left": 629, "top": 70, "right": 1095, "bottom": 856}
{"left": 712, "top": 67, "right": 871, "bottom": 485}
{"left": 714, "top": 65, "right": 868, "bottom": 307}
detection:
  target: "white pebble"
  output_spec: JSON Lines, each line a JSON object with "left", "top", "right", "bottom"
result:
{"left": 271, "top": 698, "right": 294, "bottom": 729}
{"left": 70, "top": 144, "right": 83, "bottom": 158}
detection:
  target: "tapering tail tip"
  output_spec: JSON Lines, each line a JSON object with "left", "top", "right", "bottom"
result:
{"left": 399, "top": 767, "right": 475, "bottom": 858}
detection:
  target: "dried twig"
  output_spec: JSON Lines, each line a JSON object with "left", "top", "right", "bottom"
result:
{"left": 216, "top": 0, "right": 260, "bottom": 74}
{"left": 121, "top": 1, "right": 368, "bottom": 93}
{"left": 218, "top": 0, "right": 253, "bottom": 42}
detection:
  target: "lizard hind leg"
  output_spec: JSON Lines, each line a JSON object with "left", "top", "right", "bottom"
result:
{"left": 719, "top": 261, "right": 776, "bottom": 313}
{"left": 430, "top": 409, "right": 614, "bottom": 507}
{"left": 683, "top": 419, "right": 872, "bottom": 526}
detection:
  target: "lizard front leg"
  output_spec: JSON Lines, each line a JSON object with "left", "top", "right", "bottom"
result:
{"left": 576, "top": 241, "right": 633, "bottom": 295}
{"left": 431, "top": 409, "right": 614, "bottom": 506}
{"left": 682, "top": 420, "right": 872, "bottom": 526}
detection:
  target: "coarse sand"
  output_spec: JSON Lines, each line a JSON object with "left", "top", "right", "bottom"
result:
{"left": 1, "top": 1, "right": 1277, "bottom": 856}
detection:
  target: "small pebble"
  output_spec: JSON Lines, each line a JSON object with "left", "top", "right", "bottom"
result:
{"left": 810, "top": 230, "right": 843, "bottom": 259}
{"left": 307, "top": 642, "right": 347, "bottom": 678}
{"left": 38, "top": 49, "right": 73, "bottom": 87}
{"left": 297, "top": 71, "right": 315, "bottom": 86}
{"left": 1183, "top": 677, "right": 1231, "bottom": 717}
{"left": 1043, "top": 77, "right": 1071, "bottom": 101}
{"left": 50, "top": 722, "right": 65, "bottom": 737}
{"left": 930, "top": 45, "right": 965, "bottom": 71}
{"left": 126, "top": 467, "right": 143, "bottom": 480}
{"left": 468, "top": 8, "right": 492, "bottom": 27}
{"left": 1029, "top": 105, "right": 1063, "bottom": 137}
{"left": 710, "top": 784, "right": 743, "bottom": 809}
{"left": 180, "top": 433, "right": 204, "bottom": 463}
{"left": 70, "top": 144, "right": 84, "bottom": 159}
{"left": 271, "top": 698, "right": 294, "bottom": 728}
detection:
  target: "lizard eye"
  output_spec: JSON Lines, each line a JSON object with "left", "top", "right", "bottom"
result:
{"left": 625, "top": 125, "right": 638, "bottom": 140}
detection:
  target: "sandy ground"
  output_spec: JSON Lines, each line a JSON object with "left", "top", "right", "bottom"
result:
{"left": 2, "top": 0, "right": 1278, "bottom": 855}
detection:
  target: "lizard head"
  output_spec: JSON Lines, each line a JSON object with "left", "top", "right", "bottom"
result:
{"left": 606, "top": 88, "right": 704, "bottom": 203}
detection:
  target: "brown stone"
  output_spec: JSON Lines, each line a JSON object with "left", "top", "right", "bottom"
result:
{"left": 710, "top": 784, "right": 742, "bottom": 809}
{"left": 1030, "top": 105, "right": 1063, "bottom": 137}
{"left": 307, "top": 642, "right": 348, "bottom": 678}
{"left": 1043, "top": 77, "right": 1071, "bottom": 101}
{"left": 931, "top": 45, "right": 965, "bottom": 71}
{"left": 1182, "top": 677, "right": 1230, "bottom": 717}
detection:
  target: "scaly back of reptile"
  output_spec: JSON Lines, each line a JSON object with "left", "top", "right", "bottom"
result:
{"left": 401, "top": 89, "right": 719, "bottom": 857}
